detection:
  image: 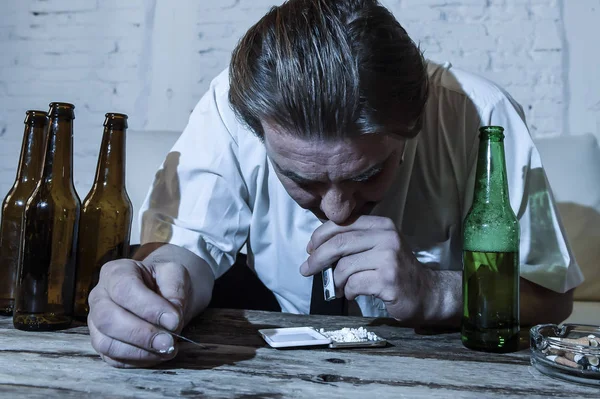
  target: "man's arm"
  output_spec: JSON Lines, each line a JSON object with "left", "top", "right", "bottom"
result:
{"left": 303, "top": 215, "right": 577, "bottom": 328}
{"left": 423, "top": 269, "right": 574, "bottom": 328}
{"left": 133, "top": 242, "right": 215, "bottom": 325}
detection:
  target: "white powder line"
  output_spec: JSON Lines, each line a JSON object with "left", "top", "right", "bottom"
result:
{"left": 319, "top": 327, "right": 381, "bottom": 343}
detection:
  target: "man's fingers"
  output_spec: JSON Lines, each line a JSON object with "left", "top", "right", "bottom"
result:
{"left": 89, "top": 317, "right": 177, "bottom": 368}
{"left": 308, "top": 215, "right": 396, "bottom": 253}
{"left": 154, "top": 262, "right": 191, "bottom": 327}
{"left": 343, "top": 270, "right": 382, "bottom": 301}
{"left": 302, "top": 230, "right": 394, "bottom": 276}
{"left": 99, "top": 260, "right": 181, "bottom": 331}
{"left": 87, "top": 259, "right": 193, "bottom": 369}
{"left": 88, "top": 296, "right": 175, "bottom": 354}
{"left": 333, "top": 252, "right": 377, "bottom": 297}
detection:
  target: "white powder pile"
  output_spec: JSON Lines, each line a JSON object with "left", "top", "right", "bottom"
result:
{"left": 319, "top": 327, "right": 380, "bottom": 343}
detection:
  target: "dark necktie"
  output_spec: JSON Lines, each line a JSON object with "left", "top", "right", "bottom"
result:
{"left": 309, "top": 269, "right": 348, "bottom": 315}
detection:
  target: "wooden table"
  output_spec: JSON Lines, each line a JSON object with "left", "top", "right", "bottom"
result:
{"left": 0, "top": 309, "right": 598, "bottom": 398}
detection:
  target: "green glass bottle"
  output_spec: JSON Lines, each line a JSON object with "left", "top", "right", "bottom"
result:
{"left": 13, "top": 102, "right": 81, "bottom": 331}
{"left": 0, "top": 111, "right": 48, "bottom": 315}
{"left": 462, "top": 126, "right": 520, "bottom": 353}
{"left": 74, "top": 113, "right": 132, "bottom": 321}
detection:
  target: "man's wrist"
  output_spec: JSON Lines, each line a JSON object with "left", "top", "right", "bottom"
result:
{"left": 420, "top": 267, "right": 462, "bottom": 327}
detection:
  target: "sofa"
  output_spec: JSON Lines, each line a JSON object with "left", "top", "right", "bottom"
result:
{"left": 127, "top": 130, "right": 600, "bottom": 324}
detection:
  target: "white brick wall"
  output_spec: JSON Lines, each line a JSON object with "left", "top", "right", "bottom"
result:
{"left": 0, "top": 0, "right": 596, "bottom": 201}
{"left": 565, "top": 0, "right": 600, "bottom": 137}
{"left": 0, "top": 0, "right": 152, "bottom": 199}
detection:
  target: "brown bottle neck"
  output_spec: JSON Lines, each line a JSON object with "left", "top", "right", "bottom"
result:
{"left": 93, "top": 127, "right": 126, "bottom": 190}
{"left": 41, "top": 117, "right": 74, "bottom": 184}
{"left": 16, "top": 124, "right": 46, "bottom": 185}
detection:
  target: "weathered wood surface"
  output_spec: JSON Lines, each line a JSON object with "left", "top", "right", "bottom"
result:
{"left": 0, "top": 309, "right": 598, "bottom": 398}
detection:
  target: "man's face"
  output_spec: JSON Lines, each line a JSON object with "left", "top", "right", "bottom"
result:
{"left": 263, "top": 124, "right": 407, "bottom": 224}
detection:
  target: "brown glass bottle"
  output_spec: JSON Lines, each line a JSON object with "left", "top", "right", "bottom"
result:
{"left": 74, "top": 113, "right": 132, "bottom": 321}
{"left": 0, "top": 111, "right": 48, "bottom": 316}
{"left": 13, "top": 102, "right": 81, "bottom": 331}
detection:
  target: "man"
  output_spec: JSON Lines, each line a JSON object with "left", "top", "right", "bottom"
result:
{"left": 88, "top": 0, "right": 583, "bottom": 368}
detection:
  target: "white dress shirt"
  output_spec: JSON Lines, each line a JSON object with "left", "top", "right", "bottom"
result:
{"left": 140, "top": 61, "right": 584, "bottom": 317}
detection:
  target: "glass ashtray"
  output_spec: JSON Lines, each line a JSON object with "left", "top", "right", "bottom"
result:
{"left": 530, "top": 323, "right": 600, "bottom": 386}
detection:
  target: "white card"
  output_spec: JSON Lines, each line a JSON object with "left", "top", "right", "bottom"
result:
{"left": 258, "top": 327, "right": 332, "bottom": 348}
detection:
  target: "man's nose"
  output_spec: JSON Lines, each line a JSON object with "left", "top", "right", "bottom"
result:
{"left": 320, "top": 186, "right": 356, "bottom": 224}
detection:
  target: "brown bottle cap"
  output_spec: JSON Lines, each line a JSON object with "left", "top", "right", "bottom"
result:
{"left": 104, "top": 113, "right": 128, "bottom": 129}
{"left": 24, "top": 110, "right": 49, "bottom": 126}
{"left": 48, "top": 102, "right": 75, "bottom": 119}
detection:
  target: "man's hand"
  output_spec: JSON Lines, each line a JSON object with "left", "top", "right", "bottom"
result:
{"left": 300, "top": 215, "right": 432, "bottom": 322}
{"left": 87, "top": 243, "right": 215, "bottom": 368}
{"left": 88, "top": 259, "right": 192, "bottom": 368}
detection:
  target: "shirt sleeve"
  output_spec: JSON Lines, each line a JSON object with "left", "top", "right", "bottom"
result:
{"left": 476, "top": 93, "right": 584, "bottom": 293}
{"left": 139, "top": 73, "right": 251, "bottom": 279}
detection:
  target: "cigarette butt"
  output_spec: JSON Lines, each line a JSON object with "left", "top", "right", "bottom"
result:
{"left": 564, "top": 351, "right": 577, "bottom": 362}
{"left": 587, "top": 355, "right": 600, "bottom": 367}
{"left": 565, "top": 352, "right": 591, "bottom": 367}
{"left": 545, "top": 345, "right": 564, "bottom": 356}
{"left": 558, "top": 336, "right": 594, "bottom": 346}
{"left": 574, "top": 353, "right": 586, "bottom": 364}
{"left": 585, "top": 334, "right": 599, "bottom": 346}
{"left": 546, "top": 355, "right": 582, "bottom": 369}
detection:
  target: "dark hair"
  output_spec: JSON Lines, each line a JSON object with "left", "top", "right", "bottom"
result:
{"left": 228, "top": 0, "right": 428, "bottom": 141}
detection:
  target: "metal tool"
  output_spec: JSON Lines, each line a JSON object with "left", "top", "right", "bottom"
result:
{"left": 169, "top": 331, "right": 208, "bottom": 349}
{"left": 155, "top": 325, "right": 208, "bottom": 350}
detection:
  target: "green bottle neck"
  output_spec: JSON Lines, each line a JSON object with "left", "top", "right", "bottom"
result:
{"left": 472, "top": 137, "right": 510, "bottom": 207}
